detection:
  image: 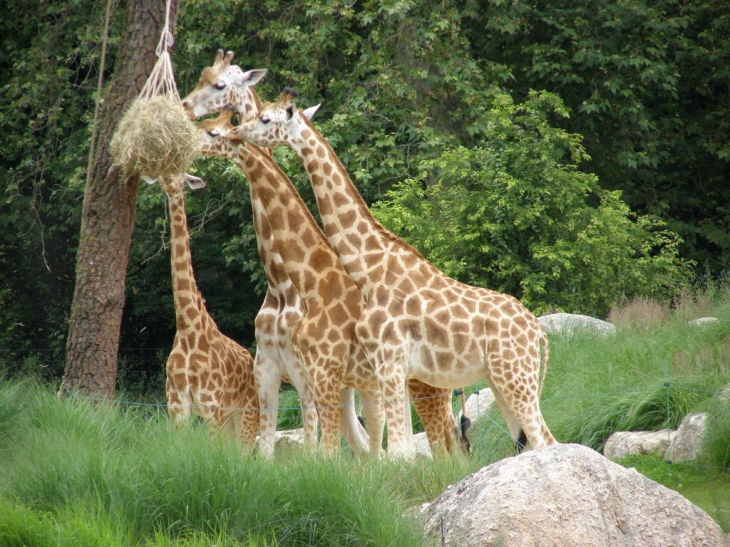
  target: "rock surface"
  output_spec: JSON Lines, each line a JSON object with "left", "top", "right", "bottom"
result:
{"left": 539, "top": 313, "right": 616, "bottom": 337}
{"left": 603, "top": 429, "right": 676, "bottom": 460}
{"left": 421, "top": 443, "right": 724, "bottom": 547}
{"left": 667, "top": 412, "right": 708, "bottom": 463}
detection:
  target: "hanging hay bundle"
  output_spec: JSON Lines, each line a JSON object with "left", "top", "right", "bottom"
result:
{"left": 110, "top": 94, "right": 198, "bottom": 179}
{"left": 108, "top": 2, "right": 195, "bottom": 181}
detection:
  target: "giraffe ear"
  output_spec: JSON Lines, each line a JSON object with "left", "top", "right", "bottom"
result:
{"left": 184, "top": 173, "right": 207, "bottom": 190}
{"left": 302, "top": 104, "right": 321, "bottom": 121}
{"left": 235, "top": 68, "right": 267, "bottom": 87}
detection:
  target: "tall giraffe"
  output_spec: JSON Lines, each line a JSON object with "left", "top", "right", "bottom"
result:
{"left": 182, "top": 51, "right": 321, "bottom": 458}
{"left": 235, "top": 90, "right": 557, "bottom": 458}
{"left": 183, "top": 52, "right": 468, "bottom": 457}
{"left": 201, "top": 111, "right": 466, "bottom": 456}
{"left": 150, "top": 173, "right": 259, "bottom": 447}
{"left": 197, "top": 110, "right": 384, "bottom": 455}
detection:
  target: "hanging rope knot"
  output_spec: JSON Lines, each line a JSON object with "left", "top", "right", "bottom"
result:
{"left": 156, "top": 28, "right": 175, "bottom": 57}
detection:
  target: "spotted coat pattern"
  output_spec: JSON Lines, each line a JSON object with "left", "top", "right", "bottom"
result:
{"left": 236, "top": 91, "right": 557, "bottom": 458}
{"left": 157, "top": 174, "right": 259, "bottom": 448}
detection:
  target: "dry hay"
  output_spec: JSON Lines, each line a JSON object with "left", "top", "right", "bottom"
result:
{"left": 110, "top": 94, "right": 198, "bottom": 179}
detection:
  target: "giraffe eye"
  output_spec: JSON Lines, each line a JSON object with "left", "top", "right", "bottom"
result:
{"left": 207, "top": 130, "right": 220, "bottom": 137}
{"left": 214, "top": 82, "right": 226, "bottom": 90}
{"left": 261, "top": 116, "right": 271, "bottom": 125}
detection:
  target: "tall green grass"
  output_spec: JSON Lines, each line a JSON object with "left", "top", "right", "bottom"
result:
{"left": 0, "top": 378, "right": 445, "bottom": 547}
{"left": 537, "top": 291, "right": 730, "bottom": 455}
{"left": 1, "top": 283, "right": 729, "bottom": 543}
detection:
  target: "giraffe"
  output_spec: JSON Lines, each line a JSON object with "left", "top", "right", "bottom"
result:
{"left": 182, "top": 51, "right": 373, "bottom": 457}
{"left": 234, "top": 90, "right": 557, "bottom": 458}
{"left": 183, "top": 51, "right": 468, "bottom": 457}
{"left": 198, "top": 110, "right": 385, "bottom": 455}
{"left": 149, "top": 172, "right": 259, "bottom": 448}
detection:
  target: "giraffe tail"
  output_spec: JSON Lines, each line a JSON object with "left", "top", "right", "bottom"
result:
{"left": 537, "top": 321, "right": 550, "bottom": 399}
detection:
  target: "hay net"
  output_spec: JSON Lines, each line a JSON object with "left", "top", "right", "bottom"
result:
{"left": 110, "top": 0, "right": 198, "bottom": 180}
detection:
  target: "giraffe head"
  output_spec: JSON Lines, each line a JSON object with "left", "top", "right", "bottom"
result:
{"left": 181, "top": 49, "right": 267, "bottom": 121}
{"left": 144, "top": 172, "right": 207, "bottom": 197}
{"left": 232, "top": 88, "right": 321, "bottom": 148}
{"left": 197, "top": 108, "right": 237, "bottom": 156}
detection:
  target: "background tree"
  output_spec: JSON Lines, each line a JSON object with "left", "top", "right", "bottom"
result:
{"left": 372, "top": 90, "right": 690, "bottom": 317}
{"left": 59, "top": 0, "right": 181, "bottom": 398}
{"left": 470, "top": 0, "right": 730, "bottom": 273}
{"left": 1, "top": 0, "right": 726, "bottom": 391}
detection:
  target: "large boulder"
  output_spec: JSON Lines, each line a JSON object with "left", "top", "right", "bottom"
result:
{"left": 603, "top": 429, "right": 676, "bottom": 460}
{"left": 421, "top": 443, "right": 724, "bottom": 547}
{"left": 667, "top": 412, "right": 708, "bottom": 463}
{"left": 539, "top": 313, "right": 616, "bottom": 337}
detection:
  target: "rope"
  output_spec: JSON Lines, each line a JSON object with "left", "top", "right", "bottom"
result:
{"left": 85, "top": 0, "right": 116, "bottom": 187}
{"left": 76, "top": 390, "right": 457, "bottom": 414}
{"left": 138, "top": 0, "right": 179, "bottom": 100}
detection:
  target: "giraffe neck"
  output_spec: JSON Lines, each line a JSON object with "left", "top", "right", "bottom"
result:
{"left": 291, "top": 119, "right": 422, "bottom": 291}
{"left": 167, "top": 191, "right": 208, "bottom": 333}
{"left": 199, "top": 140, "right": 293, "bottom": 299}
{"left": 228, "top": 143, "right": 334, "bottom": 299}
{"left": 229, "top": 79, "right": 262, "bottom": 120}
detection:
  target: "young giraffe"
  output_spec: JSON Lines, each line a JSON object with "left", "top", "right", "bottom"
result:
{"left": 151, "top": 173, "right": 259, "bottom": 447}
{"left": 182, "top": 51, "right": 322, "bottom": 458}
{"left": 183, "top": 51, "right": 467, "bottom": 457}
{"left": 235, "top": 90, "right": 557, "bottom": 458}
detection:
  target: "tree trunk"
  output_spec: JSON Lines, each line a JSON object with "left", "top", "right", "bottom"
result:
{"left": 60, "top": 0, "right": 180, "bottom": 399}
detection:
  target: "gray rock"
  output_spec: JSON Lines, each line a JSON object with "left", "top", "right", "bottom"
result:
{"left": 604, "top": 429, "right": 676, "bottom": 460}
{"left": 273, "top": 428, "right": 305, "bottom": 452}
{"left": 539, "top": 313, "right": 616, "bottom": 337}
{"left": 688, "top": 317, "right": 719, "bottom": 327}
{"left": 458, "top": 388, "right": 495, "bottom": 424}
{"left": 414, "top": 431, "right": 434, "bottom": 458}
{"left": 421, "top": 443, "right": 724, "bottom": 547}
{"left": 667, "top": 412, "right": 708, "bottom": 463}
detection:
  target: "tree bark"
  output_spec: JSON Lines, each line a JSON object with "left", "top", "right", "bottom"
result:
{"left": 60, "top": 0, "right": 180, "bottom": 399}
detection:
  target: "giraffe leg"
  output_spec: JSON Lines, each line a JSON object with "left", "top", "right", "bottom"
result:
{"left": 238, "top": 383, "right": 261, "bottom": 448}
{"left": 380, "top": 368, "right": 416, "bottom": 460}
{"left": 254, "top": 353, "right": 283, "bottom": 459}
{"left": 166, "top": 377, "right": 192, "bottom": 426}
{"left": 489, "top": 384, "right": 524, "bottom": 447}
{"left": 311, "top": 364, "right": 344, "bottom": 456}
{"left": 284, "top": 357, "right": 319, "bottom": 450}
{"left": 409, "top": 380, "right": 460, "bottom": 456}
{"left": 339, "top": 386, "right": 370, "bottom": 455}
{"left": 357, "top": 388, "right": 385, "bottom": 456}
{"left": 488, "top": 368, "right": 556, "bottom": 451}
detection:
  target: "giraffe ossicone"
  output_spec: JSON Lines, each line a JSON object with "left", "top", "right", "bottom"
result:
{"left": 235, "top": 90, "right": 557, "bottom": 459}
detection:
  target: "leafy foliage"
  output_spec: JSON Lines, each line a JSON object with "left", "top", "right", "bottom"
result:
{"left": 373, "top": 91, "right": 690, "bottom": 316}
{"left": 472, "top": 0, "right": 730, "bottom": 273}
{"left": 1, "top": 0, "right": 728, "bottom": 383}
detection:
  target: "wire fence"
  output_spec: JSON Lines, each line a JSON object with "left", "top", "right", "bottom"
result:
{"left": 1, "top": 347, "right": 728, "bottom": 471}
